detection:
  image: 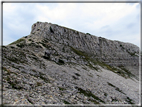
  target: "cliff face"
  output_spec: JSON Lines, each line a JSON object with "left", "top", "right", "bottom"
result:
{"left": 30, "top": 22, "right": 139, "bottom": 75}
{"left": 2, "top": 22, "right": 140, "bottom": 105}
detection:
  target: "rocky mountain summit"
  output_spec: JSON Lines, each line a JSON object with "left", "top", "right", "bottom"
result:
{"left": 2, "top": 22, "right": 140, "bottom": 106}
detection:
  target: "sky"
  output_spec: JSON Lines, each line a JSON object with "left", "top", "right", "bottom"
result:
{"left": 3, "top": 2, "right": 140, "bottom": 47}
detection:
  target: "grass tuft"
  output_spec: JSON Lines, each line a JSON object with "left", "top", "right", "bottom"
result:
{"left": 58, "top": 87, "right": 66, "bottom": 91}
{"left": 75, "top": 87, "right": 104, "bottom": 104}
{"left": 107, "top": 82, "right": 126, "bottom": 95}
{"left": 57, "top": 59, "right": 65, "bottom": 65}
{"left": 63, "top": 100, "right": 70, "bottom": 104}
{"left": 9, "top": 39, "right": 25, "bottom": 45}
{"left": 125, "top": 97, "right": 135, "bottom": 104}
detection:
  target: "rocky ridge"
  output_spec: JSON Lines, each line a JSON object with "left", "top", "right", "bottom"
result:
{"left": 2, "top": 22, "right": 140, "bottom": 106}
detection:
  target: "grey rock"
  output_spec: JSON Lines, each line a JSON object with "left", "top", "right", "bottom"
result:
{"left": 2, "top": 21, "right": 140, "bottom": 106}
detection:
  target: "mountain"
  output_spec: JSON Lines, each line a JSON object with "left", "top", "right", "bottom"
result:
{"left": 2, "top": 21, "right": 140, "bottom": 105}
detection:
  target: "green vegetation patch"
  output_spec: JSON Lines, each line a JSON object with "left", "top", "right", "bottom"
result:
{"left": 119, "top": 66, "right": 136, "bottom": 78}
{"left": 3, "top": 66, "right": 11, "bottom": 75}
{"left": 88, "top": 98, "right": 100, "bottom": 104}
{"left": 111, "top": 97, "right": 119, "bottom": 102}
{"left": 10, "top": 46, "right": 15, "bottom": 49}
{"left": 5, "top": 76, "right": 23, "bottom": 90}
{"left": 88, "top": 63, "right": 99, "bottom": 71}
{"left": 70, "top": 46, "right": 88, "bottom": 59}
{"left": 70, "top": 46, "right": 136, "bottom": 79}
{"left": 36, "top": 82, "right": 42, "bottom": 86}
{"left": 96, "top": 61, "right": 116, "bottom": 72}
{"left": 104, "top": 93, "right": 107, "bottom": 97}
{"left": 27, "top": 98, "right": 34, "bottom": 104}
{"left": 72, "top": 75, "right": 79, "bottom": 80}
{"left": 74, "top": 73, "right": 80, "bottom": 76}
{"left": 107, "top": 82, "right": 126, "bottom": 95}
{"left": 39, "top": 40, "right": 52, "bottom": 49}
{"left": 86, "top": 33, "right": 91, "bottom": 35}
{"left": 16, "top": 43, "right": 26, "bottom": 48}
{"left": 8, "top": 38, "right": 26, "bottom": 48}
{"left": 2, "top": 66, "right": 8, "bottom": 71}
{"left": 39, "top": 72, "right": 50, "bottom": 83}
{"left": 57, "top": 59, "right": 65, "bottom": 65}
{"left": 75, "top": 87, "right": 105, "bottom": 104}
{"left": 9, "top": 81, "right": 23, "bottom": 90}
{"left": 63, "top": 100, "right": 70, "bottom": 104}
{"left": 70, "top": 46, "right": 99, "bottom": 71}
{"left": 30, "top": 55, "right": 39, "bottom": 61}
{"left": 9, "top": 38, "right": 25, "bottom": 45}
{"left": 126, "top": 50, "right": 137, "bottom": 56}
{"left": 2, "top": 66, "right": 18, "bottom": 75}
{"left": 120, "top": 44, "right": 138, "bottom": 56}
{"left": 28, "top": 42, "right": 42, "bottom": 48}
{"left": 5, "top": 54, "right": 26, "bottom": 64}
{"left": 125, "top": 97, "right": 135, "bottom": 104}
{"left": 98, "top": 62, "right": 135, "bottom": 79}
{"left": 4, "top": 49, "right": 27, "bottom": 64}
{"left": 58, "top": 87, "right": 66, "bottom": 91}
{"left": 28, "top": 39, "right": 33, "bottom": 41}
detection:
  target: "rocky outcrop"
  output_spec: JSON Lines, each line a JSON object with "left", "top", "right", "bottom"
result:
{"left": 2, "top": 21, "right": 140, "bottom": 105}
{"left": 29, "top": 22, "right": 139, "bottom": 76}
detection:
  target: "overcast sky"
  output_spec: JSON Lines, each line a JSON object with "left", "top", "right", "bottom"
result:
{"left": 3, "top": 2, "right": 140, "bottom": 47}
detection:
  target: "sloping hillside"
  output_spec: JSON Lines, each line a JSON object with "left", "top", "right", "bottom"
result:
{"left": 2, "top": 22, "right": 140, "bottom": 106}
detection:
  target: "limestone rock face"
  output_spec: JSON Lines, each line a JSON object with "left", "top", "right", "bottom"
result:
{"left": 30, "top": 22, "right": 139, "bottom": 76}
{"left": 2, "top": 21, "right": 140, "bottom": 106}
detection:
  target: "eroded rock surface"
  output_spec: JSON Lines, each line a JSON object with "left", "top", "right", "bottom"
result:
{"left": 2, "top": 22, "right": 140, "bottom": 106}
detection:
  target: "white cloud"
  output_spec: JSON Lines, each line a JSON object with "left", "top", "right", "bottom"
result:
{"left": 75, "top": 3, "right": 140, "bottom": 47}
{"left": 3, "top": 29, "right": 16, "bottom": 45}
{"left": 3, "top": 3, "right": 37, "bottom": 44}
{"left": 3, "top": 3, "right": 140, "bottom": 48}
{"left": 79, "top": 3, "right": 139, "bottom": 30}
{"left": 3, "top": 3, "right": 16, "bottom": 13}
{"left": 35, "top": 3, "right": 77, "bottom": 22}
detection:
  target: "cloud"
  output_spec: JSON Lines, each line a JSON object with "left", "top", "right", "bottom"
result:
{"left": 79, "top": 3, "right": 140, "bottom": 47}
{"left": 3, "top": 3, "right": 37, "bottom": 45}
{"left": 3, "top": 3, "right": 140, "bottom": 47}
{"left": 34, "top": 3, "right": 77, "bottom": 24}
